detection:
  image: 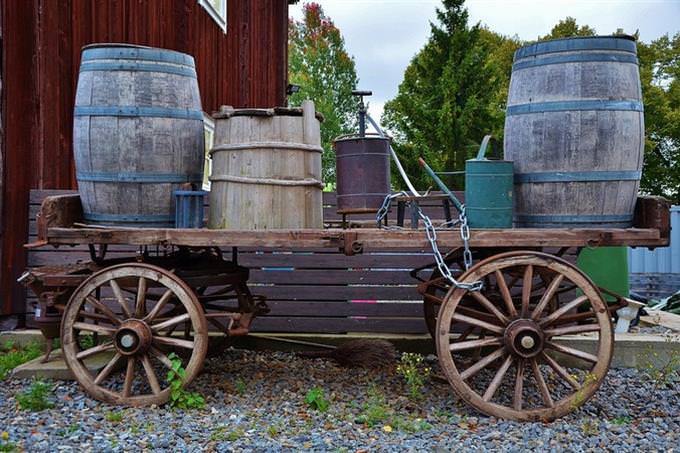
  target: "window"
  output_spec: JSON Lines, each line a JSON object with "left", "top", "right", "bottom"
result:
{"left": 202, "top": 113, "right": 215, "bottom": 191}
{"left": 198, "top": 0, "right": 227, "bottom": 33}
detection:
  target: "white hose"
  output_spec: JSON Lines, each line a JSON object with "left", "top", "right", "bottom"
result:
{"left": 366, "top": 113, "right": 421, "bottom": 197}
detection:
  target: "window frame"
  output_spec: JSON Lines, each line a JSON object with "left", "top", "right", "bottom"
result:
{"left": 198, "top": 0, "right": 227, "bottom": 33}
{"left": 202, "top": 112, "right": 215, "bottom": 191}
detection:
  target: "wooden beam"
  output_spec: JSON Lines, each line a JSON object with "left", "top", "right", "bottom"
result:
{"left": 44, "top": 226, "right": 664, "bottom": 250}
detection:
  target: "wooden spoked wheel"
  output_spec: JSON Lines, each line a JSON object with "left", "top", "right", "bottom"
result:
{"left": 436, "top": 251, "right": 613, "bottom": 421}
{"left": 61, "top": 263, "right": 208, "bottom": 406}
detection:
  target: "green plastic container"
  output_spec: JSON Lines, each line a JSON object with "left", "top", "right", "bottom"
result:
{"left": 576, "top": 246, "right": 629, "bottom": 303}
{"left": 465, "top": 136, "right": 514, "bottom": 228}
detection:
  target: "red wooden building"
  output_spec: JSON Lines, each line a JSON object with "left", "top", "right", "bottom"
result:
{"left": 0, "top": 0, "right": 294, "bottom": 318}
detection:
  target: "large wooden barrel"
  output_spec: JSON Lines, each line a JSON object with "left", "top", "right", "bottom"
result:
{"left": 504, "top": 36, "right": 644, "bottom": 228}
{"left": 208, "top": 101, "right": 323, "bottom": 230}
{"left": 73, "top": 44, "right": 204, "bottom": 227}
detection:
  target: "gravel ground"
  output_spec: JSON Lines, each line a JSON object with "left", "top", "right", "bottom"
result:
{"left": 0, "top": 347, "right": 678, "bottom": 452}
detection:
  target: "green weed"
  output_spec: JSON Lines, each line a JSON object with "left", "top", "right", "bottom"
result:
{"left": 166, "top": 353, "right": 205, "bottom": 410}
{"left": 304, "top": 387, "right": 330, "bottom": 412}
{"left": 637, "top": 338, "right": 680, "bottom": 390}
{"left": 234, "top": 379, "right": 246, "bottom": 395}
{"left": 16, "top": 380, "right": 54, "bottom": 411}
{"left": 611, "top": 415, "right": 632, "bottom": 425}
{"left": 0, "top": 341, "right": 42, "bottom": 379}
{"left": 396, "top": 353, "right": 431, "bottom": 399}
{"left": 105, "top": 410, "right": 123, "bottom": 423}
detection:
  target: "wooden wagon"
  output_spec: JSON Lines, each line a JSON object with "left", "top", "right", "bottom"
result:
{"left": 22, "top": 193, "right": 670, "bottom": 421}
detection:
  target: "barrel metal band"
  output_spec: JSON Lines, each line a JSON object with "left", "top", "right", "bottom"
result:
{"left": 75, "top": 106, "right": 204, "bottom": 120}
{"left": 81, "top": 47, "right": 195, "bottom": 67}
{"left": 512, "top": 52, "right": 639, "bottom": 70}
{"left": 210, "top": 174, "right": 324, "bottom": 189}
{"left": 514, "top": 170, "right": 641, "bottom": 183}
{"left": 515, "top": 37, "right": 637, "bottom": 59}
{"left": 514, "top": 214, "right": 633, "bottom": 224}
{"left": 506, "top": 100, "right": 643, "bottom": 116}
{"left": 209, "top": 142, "right": 323, "bottom": 155}
{"left": 83, "top": 212, "right": 175, "bottom": 224}
{"left": 77, "top": 171, "right": 202, "bottom": 183}
{"left": 80, "top": 61, "right": 197, "bottom": 78}
{"left": 336, "top": 152, "right": 392, "bottom": 158}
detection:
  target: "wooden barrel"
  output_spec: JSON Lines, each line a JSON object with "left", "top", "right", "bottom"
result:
{"left": 73, "top": 44, "right": 204, "bottom": 227}
{"left": 208, "top": 101, "right": 323, "bottom": 230}
{"left": 504, "top": 36, "right": 644, "bottom": 228}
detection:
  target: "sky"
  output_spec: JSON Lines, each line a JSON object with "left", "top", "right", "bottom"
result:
{"left": 290, "top": 0, "right": 680, "bottom": 124}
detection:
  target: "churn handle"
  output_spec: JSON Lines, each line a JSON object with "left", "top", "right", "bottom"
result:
{"left": 476, "top": 134, "right": 494, "bottom": 160}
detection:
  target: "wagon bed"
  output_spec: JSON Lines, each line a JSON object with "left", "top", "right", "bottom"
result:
{"left": 33, "top": 194, "right": 670, "bottom": 251}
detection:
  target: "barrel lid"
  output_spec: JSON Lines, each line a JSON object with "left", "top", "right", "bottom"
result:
{"left": 81, "top": 43, "right": 195, "bottom": 67}
{"left": 213, "top": 105, "right": 325, "bottom": 122}
{"left": 333, "top": 133, "right": 391, "bottom": 143}
{"left": 514, "top": 35, "right": 637, "bottom": 60}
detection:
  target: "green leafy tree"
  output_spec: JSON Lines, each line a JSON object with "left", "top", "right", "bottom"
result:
{"left": 288, "top": 2, "right": 359, "bottom": 185}
{"left": 539, "top": 16, "right": 595, "bottom": 40}
{"left": 382, "top": 0, "right": 513, "bottom": 190}
{"left": 638, "top": 33, "right": 680, "bottom": 202}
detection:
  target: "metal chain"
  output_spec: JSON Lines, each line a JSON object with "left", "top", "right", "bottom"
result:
{"left": 377, "top": 194, "right": 482, "bottom": 291}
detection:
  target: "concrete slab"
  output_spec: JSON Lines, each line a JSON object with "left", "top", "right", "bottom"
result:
{"left": 11, "top": 348, "right": 115, "bottom": 381}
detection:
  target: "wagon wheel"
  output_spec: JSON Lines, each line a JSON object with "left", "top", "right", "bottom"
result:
{"left": 61, "top": 263, "right": 208, "bottom": 406}
{"left": 435, "top": 251, "right": 613, "bottom": 421}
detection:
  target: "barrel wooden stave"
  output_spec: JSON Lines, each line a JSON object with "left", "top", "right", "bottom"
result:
{"left": 208, "top": 106, "right": 323, "bottom": 230}
{"left": 504, "top": 36, "right": 644, "bottom": 228}
{"left": 74, "top": 45, "right": 204, "bottom": 227}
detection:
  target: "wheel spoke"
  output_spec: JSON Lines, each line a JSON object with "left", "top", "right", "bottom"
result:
{"left": 109, "top": 279, "right": 132, "bottom": 319}
{"left": 513, "top": 360, "right": 525, "bottom": 410}
{"left": 141, "top": 355, "right": 162, "bottom": 395}
{"left": 495, "top": 270, "right": 517, "bottom": 317}
{"left": 546, "top": 341, "right": 598, "bottom": 363}
{"left": 85, "top": 296, "right": 121, "bottom": 325}
{"left": 122, "top": 357, "right": 136, "bottom": 397}
{"left": 531, "top": 358, "right": 554, "bottom": 408}
{"left": 73, "top": 322, "right": 116, "bottom": 336}
{"left": 449, "top": 336, "right": 503, "bottom": 352}
{"left": 530, "top": 274, "right": 564, "bottom": 320}
{"left": 135, "top": 277, "right": 147, "bottom": 317}
{"left": 144, "top": 289, "right": 175, "bottom": 322}
{"left": 521, "top": 264, "right": 533, "bottom": 317}
{"left": 149, "top": 346, "right": 173, "bottom": 369}
{"left": 151, "top": 313, "right": 191, "bottom": 332}
{"left": 460, "top": 346, "right": 506, "bottom": 380}
{"left": 541, "top": 351, "right": 580, "bottom": 390}
{"left": 538, "top": 295, "right": 589, "bottom": 327}
{"left": 451, "top": 313, "right": 504, "bottom": 335}
{"left": 544, "top": 323, "right": 601, "bottom": 337}
{"left": 75, "top": 341, "right": 114, "bottom": 360}
{"left": 94, "top": 352, "right": 122, "bottom": 385}
{"left": 469, "top": 292, "right": 509, "bottom": 325}
{"left": 482, "top": 354, "right": 513, "bottom": 402}
{"left": 153, "top": 335, "right": 195, "bottom": 350}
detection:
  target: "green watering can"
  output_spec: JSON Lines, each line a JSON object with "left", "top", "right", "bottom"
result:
{"left": 419, "top": 135, "right": 514, "bottom": 228}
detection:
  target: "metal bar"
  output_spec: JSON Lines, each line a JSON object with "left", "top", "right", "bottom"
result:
{"left": 418, "top": 157, "right": 464, "bottom": 213}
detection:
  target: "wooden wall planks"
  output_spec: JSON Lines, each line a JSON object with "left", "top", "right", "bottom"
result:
{"left": 1, "top": 0, "right": 290, "bottom": 315}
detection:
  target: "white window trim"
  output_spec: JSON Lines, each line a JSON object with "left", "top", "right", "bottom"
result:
{"left": 202, "top": 112, "right": 215, "bottom": 191}
{"left": 198, "top": 0, "right": 227, "bottom": 33}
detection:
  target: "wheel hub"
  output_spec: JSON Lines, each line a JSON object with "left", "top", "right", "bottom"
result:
{"left": 114, "top": 319, "right": 153, "bottom": 356}
{"left": 504, "top": 319, "right": 544, "bottom": 358}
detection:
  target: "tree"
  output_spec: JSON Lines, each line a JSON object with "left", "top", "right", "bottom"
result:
{"left": 637, "top": 33, "right": 680, "bottom": 202}
{"left": 288, "top": 3, "right": 359, "bottom": 185}
{"left": 539, "top": 16, "right": 595, "bottom": 40}
{"left": 382, "top": 0, "right": 515, "bottom": 190}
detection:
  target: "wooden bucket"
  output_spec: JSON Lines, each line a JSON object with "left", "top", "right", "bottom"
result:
{"left": 504, "top": 36, "right": 644, "bottom": 228}
{"left": 73, "top": 44, "right": 204, "bottom": 227}
{"left": 208, "top": 101, "right": 323, "bottom": 230}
